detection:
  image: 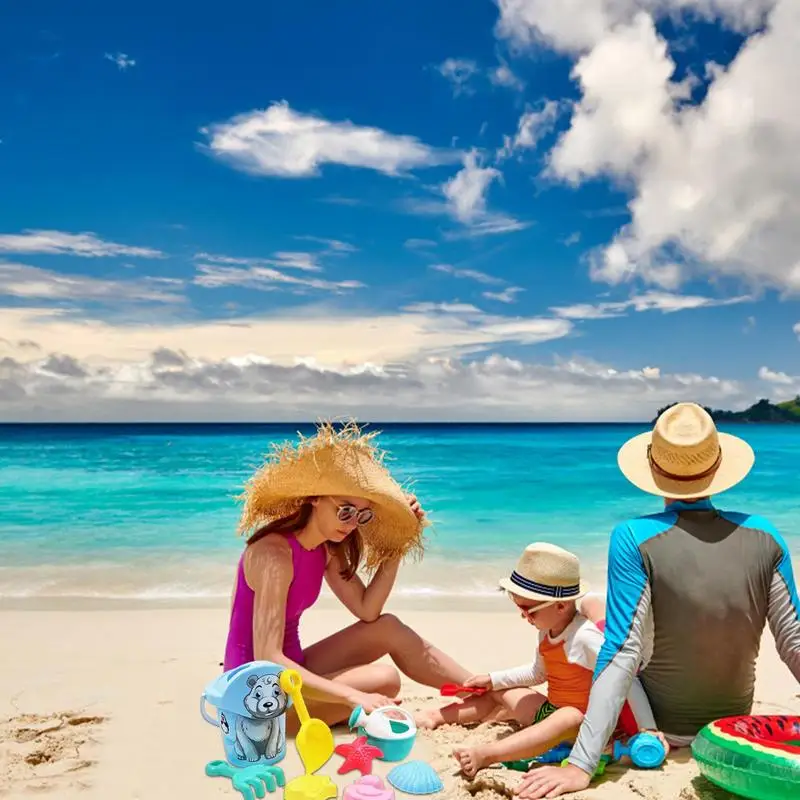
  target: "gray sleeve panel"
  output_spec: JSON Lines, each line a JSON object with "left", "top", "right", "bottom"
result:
{"left": 767, "top": 569, "right": 800, "bottom": 681}
{"left": 567, "top": 582, "right": 652, "bottom": 774}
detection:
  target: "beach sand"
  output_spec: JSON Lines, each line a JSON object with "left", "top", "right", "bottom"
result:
{"left": 1, "top": 602, "right": 797, "bottom": 800}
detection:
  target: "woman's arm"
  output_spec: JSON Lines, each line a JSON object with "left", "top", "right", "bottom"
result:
{"left": 324, "top": 553, "right": 400, "bottom": 623}
{"left": 324, "top": 492, "right": 424, "bottom": 621}
{"left": 246, "top": 536, "right": 365, "bottom": 705}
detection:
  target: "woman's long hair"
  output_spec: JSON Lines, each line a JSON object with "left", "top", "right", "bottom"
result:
{"left": 246, "top": 500, "right": 363, "bottom": 580}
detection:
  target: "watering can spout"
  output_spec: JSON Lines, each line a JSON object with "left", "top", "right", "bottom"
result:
{"left": 348, "top": 705, "right": 367, "bottom": 731}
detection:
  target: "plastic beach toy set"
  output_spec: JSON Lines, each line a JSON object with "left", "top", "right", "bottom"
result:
{"left": 202, "top": 664, "right": 800, "bottom": 800}
{"left": 201, "top": 661, "right": 443, "bottom": 800}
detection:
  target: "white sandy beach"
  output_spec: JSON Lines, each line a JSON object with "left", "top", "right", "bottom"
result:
{"left": 1, "top": 601, "right": 797, "bottom": 800}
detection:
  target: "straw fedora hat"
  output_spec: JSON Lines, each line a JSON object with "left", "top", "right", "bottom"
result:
{"left": 237, "top": 420, "right": 425, "bottom": 570}
{"left": 617, "top": 402, "right": 755, "bottom": 499}
{"left": 499, "top": 542, "right": 589, "bottom": 603}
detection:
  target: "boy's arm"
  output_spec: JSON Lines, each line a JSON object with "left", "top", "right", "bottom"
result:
{"left": 766, "top": 533, "right": 800, "bottom": 681}
{"left": 490, "top": 637, "right": 547, "bottom": 689}
{"left": 567, "top": 522, "right": 652, "bottom": 775}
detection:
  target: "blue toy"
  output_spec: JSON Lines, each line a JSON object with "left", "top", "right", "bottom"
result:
{"left": 348, "top": 705, "right": 417, "bottom": 762}
{"left": 612, "top": 732, "right": 666, "bottom": 769}
{"left": 502, "top": 732, "right": 665, "bottom": 776}
{"left": 201, "top": 661, "right": 292, "bottom": 767}
{"left": 502, "top": 743, "right": 572, "bottom": 770}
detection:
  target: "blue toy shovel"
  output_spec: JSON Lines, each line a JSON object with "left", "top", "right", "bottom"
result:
{"left": 205, "top": 760, "right": 286, "bottom": 800}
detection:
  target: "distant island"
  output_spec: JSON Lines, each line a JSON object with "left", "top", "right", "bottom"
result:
{"left": 653, "top": 397, "right": 800, "bottom": 424}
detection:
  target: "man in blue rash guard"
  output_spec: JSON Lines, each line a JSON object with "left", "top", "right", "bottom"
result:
{"left": 517, "top": 402, "right": 800, "bottom": 799}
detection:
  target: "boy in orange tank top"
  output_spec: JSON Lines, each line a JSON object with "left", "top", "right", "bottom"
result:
{"left": 419, "top": 543, "right": 655, "bottom": 778}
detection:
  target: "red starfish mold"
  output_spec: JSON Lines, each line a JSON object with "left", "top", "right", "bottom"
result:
{"left": 335, "top": 736, "right": 384, "bottom": 776}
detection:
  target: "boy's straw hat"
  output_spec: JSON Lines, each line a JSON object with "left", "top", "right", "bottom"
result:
{"left": 617, "top": 402, "right": 754, "bottom": 499}
{"left": 237, "top": 420, "right": 425, "bottom": 570}
{"left": 499, "top": 542, "right": 589, "bottom": 603}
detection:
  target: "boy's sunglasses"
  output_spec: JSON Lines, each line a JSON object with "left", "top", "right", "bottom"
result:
{"left": 333, "top": 502, "right": 375, "bottom": 526}
{"left": 516, "top": 600, "right": 555, "bottom": 616}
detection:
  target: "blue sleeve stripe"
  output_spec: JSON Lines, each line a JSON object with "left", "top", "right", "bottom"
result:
{"left": 594, "top": 521, "right": 651, "bottom": 678}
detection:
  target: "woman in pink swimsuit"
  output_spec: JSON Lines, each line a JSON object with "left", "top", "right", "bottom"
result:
{"left": 223, "top": 421, "right": 471, "bottom": 728}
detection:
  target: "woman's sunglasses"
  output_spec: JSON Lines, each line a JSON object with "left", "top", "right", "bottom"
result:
{"left": 333, "top": 502, "right": 375, "bottom": 526}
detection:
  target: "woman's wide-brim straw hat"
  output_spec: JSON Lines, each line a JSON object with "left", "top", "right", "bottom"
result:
{"left": 499, "top": 542, "right": 589, "bottom": 604}
{"left": 237, "top": 420, "right": 425, "bottom": 569}
{"left": 617, "top": 402, "right": 755, "bottom": 499}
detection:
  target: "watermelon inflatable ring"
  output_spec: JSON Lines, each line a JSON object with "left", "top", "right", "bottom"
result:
{"left": 691, "top": 715, "right": 800, "bottom": 799}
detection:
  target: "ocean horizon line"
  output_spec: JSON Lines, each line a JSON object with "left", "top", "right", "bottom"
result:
{"left": 0, "top": 419, "right": 700, "bottom": 429}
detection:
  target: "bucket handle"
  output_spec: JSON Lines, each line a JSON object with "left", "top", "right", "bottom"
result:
{"left": 200, "top": 694, "right": 220, "bottom": 727}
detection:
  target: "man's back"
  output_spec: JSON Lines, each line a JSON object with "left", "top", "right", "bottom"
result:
{"left": 568, "top": 497, "right": 800, "bottom": 776}
{"left": 626, "top": 499, "right": 798, "bottom": 735}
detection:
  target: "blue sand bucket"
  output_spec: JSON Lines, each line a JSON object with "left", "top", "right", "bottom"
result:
{"left": 201, "top": 661, "right": 293, "bottom": 766}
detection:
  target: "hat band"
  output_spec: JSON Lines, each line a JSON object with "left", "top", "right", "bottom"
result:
{"left": 647, "top": 444, "right": 722, "bottom": 482}
{"left": 509, "top": 571, "right": 581, "bottom": 598}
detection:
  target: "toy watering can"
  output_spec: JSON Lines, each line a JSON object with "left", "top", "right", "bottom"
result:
{"left": 612, "top": 732, "right": 666, "bottom": 769}
{"left": 200, "top": 661, "right": 292, "bottom": 767}
{"left": 348, "top": 705, "right": 417, "bottom": 762}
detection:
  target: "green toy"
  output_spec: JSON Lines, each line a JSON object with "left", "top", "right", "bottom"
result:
{"left": 205, "top": 760, "right": 286, "bottom": 800}
{"left": 503, "top": 754, "right": 610, "bottom": 778}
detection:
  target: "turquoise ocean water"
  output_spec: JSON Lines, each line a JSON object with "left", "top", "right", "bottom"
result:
{"left": 0, "top": 423, "right": 798, "bottom": 605}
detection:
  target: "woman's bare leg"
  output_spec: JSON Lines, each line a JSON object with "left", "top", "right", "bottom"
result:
{"left": 289, "top": 614, "right": 471, "bottom": 727}
{"left": 417, "top": 694, "right": 506, "bottom": 730}
{"left": 419, "top": 688, "right": 545, "bottom": 730}
{"left": 454, "top": 707, "right": 584, "bottom": 778}
{"left": 302, "top": 613, "right": 471, "bottom": 689}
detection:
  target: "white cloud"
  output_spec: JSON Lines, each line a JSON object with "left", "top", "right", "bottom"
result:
{"left": 409, "top": 150, "right": 530, "bottom": 237}
{"left": 495, "top": 0, "right": 800, "bottom": 293}
{"left": 496, "top": 101, "right": 561, "bottom": 161}
{"left": 430, "top": 264, "right": 506, "bottom": 286}
{"left": 193, "top": 263, "right": 363, "bottom": 294}
{"left": 429, "top": 264, "right": 524, "bottom": 305}
{"left": 104, "top": 52, "right": 136, "bottom": 70}
{"left": 494, "top": 0, "right": 772, "bottom": 54}
{"left": 192, "top": 242, "right": 364, "bottom": 293}
{"left": 194, "top": 251, "right": 323, "bottom": 273}
{"left": 0, "top": 343, "right": 753, "bottom": 422}
{"left": 483, "top": 287, "right": 525, "bottom": 303}
{"left": 402, "top": 302, "right": 481, "bottom": 314}
{"left": 551, "top": 290, "right": 752, "bottom": 319}
{"left": 757, "top": 365, "right": 799, "bottom": 400}
{"left": 293, "top": 236, "right": 358, "bottom": 254}
{"left": 404, "top": 238, "right": 438, "bottom": 250}
{"left": 0, "top": 262, "right": 183, "bottom": 304}
{"left": 758, "top": 366, "right": 794, "bottom": 385}
{"left": 201, "top": 100, "right": 458, "bottom": 178}
{"left": 489, "top": 62, "right": 525, "bottom": 91}
{"left": 0, "top": 305, "right": 571, "bottom": 374}
{"left": 437, "top": 58, "right": 524, "bottom": 95}
{"left": 0, "top": 230, "right": 165, "bottom": 259}
{"left": 442, "top": 150, "right": 501, "bottom": 223}
{"left": 437, "top": 58, "right": 480, "bottom": 96}
{"left": 793, "top": 321, "right": 800, "bottom": 339}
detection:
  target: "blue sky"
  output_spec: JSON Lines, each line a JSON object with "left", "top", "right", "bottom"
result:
{"left": 0, "top": 0, "right": 798, "bottom": 421}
